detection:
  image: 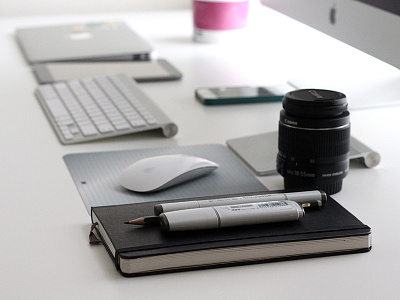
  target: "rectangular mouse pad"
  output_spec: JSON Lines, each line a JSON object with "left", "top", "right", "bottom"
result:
{"left": 63, "top": 144, "right": 268, "bottom": 213}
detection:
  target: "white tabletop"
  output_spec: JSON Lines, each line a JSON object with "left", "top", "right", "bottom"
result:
{"left": 1, "top": 6, "right": 400, "bottom": 299}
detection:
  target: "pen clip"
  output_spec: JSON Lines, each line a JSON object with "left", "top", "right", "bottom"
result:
{"left": 301, "top": 200, "right": 321, "bottom": 208}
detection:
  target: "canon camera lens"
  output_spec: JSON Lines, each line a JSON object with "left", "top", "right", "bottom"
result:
{"left": 276, "top": 89, "right": 351, "bottom": 195}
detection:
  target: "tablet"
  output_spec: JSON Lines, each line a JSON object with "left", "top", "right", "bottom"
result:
{"left": 32, "top": 59, "right": 182, "bottom": 83}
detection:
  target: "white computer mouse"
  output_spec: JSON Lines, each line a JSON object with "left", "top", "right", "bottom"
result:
{"left": 119, "top": 154, "right": 219, "bottom": 193}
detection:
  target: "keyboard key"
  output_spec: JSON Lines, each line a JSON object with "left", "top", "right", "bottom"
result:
{"left": 80, "top": 124, "right": 98, "bottom": 136}
{"left": 116, "top": 125, "right": 130, "bottom": 131}
{"left": 70, "top": 126, "right": 80, "bottom": 135}
{"left": 62, "top": 132, "right": 74, "bottom": 140}
{"left": 97, "top": 124, "right": 114, "bottom": 133}
{"left": 46, "top": 99, "right": 70, "bottom": 118}
{"left": 129, "top": 119, "right": 147, "bottom": 128}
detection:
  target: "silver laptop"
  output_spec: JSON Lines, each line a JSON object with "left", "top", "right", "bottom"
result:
{"left": 16, "top": 21, "right": 155, "bottom": 64}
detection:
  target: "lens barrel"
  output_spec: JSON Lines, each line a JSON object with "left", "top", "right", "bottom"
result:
{"left": 276, "top": 89, "right": 351, "bottom": 195}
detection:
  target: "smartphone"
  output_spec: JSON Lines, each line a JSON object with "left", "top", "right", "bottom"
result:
{"left": 32, "top": 59, "right": 182, "bottom": 84}
{"left": 195, "top": 83, "right": 294, "bottom": 105}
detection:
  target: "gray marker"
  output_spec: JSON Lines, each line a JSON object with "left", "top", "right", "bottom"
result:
{"left": 154, "top": 190, "right": 326, "bottom": 215}
{"left": 162, "top": 200, "right": 304, "bottom": 231}
{"left": 126, "top": 200, "right": 304, "bottom": 231}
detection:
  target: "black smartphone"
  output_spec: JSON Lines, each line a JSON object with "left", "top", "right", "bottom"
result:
{"left": 195, "top": 84, "right": 294, "bottom": 105}
{"left": 32, "top": 59, "right": 182, "bottom": 84}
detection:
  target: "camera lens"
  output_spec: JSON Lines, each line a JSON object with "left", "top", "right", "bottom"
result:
{"left": 276, "top": 89, "right": 351, "bottom": 195}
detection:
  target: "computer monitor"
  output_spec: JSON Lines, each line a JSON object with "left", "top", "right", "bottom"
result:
{"left": 261, "top": 0, "right": 400, "bottom": 108}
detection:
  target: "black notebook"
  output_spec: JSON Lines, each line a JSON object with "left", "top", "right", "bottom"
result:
{"left": 91, "top": 193, "right": 371, "bottom": 277}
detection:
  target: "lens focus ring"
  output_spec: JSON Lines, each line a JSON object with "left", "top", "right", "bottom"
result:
{"left": 278, "top": 122, "right": 351, "bottom": 159}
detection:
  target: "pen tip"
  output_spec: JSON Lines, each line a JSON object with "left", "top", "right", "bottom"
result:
{"left": 124, "top": 217, "right": 146, "bottom": 225}
{"left": 124, "top": 216, "right": 159, "bottom": 226}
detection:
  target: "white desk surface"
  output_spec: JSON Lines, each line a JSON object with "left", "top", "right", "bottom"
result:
{"left": 1, "top": 6, "right": 400, "bottom": 300}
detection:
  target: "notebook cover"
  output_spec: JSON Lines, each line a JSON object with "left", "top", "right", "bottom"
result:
{"left": 91, "top": 195, "right": 371, "bottom": 276}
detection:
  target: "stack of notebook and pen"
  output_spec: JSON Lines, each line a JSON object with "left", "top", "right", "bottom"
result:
{"left": 91, "top": 190, "right": 371, "bottom": 277}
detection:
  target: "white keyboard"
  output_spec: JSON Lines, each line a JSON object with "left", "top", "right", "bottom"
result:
{"left": 35, "top": 74, "right": 178, "bottom": 144}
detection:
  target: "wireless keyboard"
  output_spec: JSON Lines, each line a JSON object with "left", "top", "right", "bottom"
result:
{"left": 35, "top": 74, "right": 178, "bottom": 144}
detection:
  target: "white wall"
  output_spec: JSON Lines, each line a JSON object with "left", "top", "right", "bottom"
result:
{"left": 0, "top": 0, "right": 191, "bottom": 17}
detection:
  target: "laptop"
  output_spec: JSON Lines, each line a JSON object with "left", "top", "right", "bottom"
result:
{"left": 15, "top": 21, "right": 155, "bottom": 64}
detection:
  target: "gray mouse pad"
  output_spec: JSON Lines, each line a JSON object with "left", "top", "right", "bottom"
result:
{"left": 63, "top": 144, "right": 268, "bottom": 213}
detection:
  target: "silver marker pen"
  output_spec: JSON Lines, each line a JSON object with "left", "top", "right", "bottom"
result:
{"left": 154, "top": 190, "right": 326, "bottom": 215}
{"left": 158, "top": 200, "right": 304, "bottom": 231}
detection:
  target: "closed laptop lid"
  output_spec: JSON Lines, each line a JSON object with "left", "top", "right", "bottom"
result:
{"left": 16, "top": 21, "right": 154, "bottom": 64}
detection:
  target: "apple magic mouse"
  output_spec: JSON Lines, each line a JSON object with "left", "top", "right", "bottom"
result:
{"left": 119, "top": 154, "right": 219, "bottom": 193}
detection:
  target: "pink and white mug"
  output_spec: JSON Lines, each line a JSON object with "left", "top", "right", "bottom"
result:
{"left": 193, "top": 0, "right": 249, "bottom": 43}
